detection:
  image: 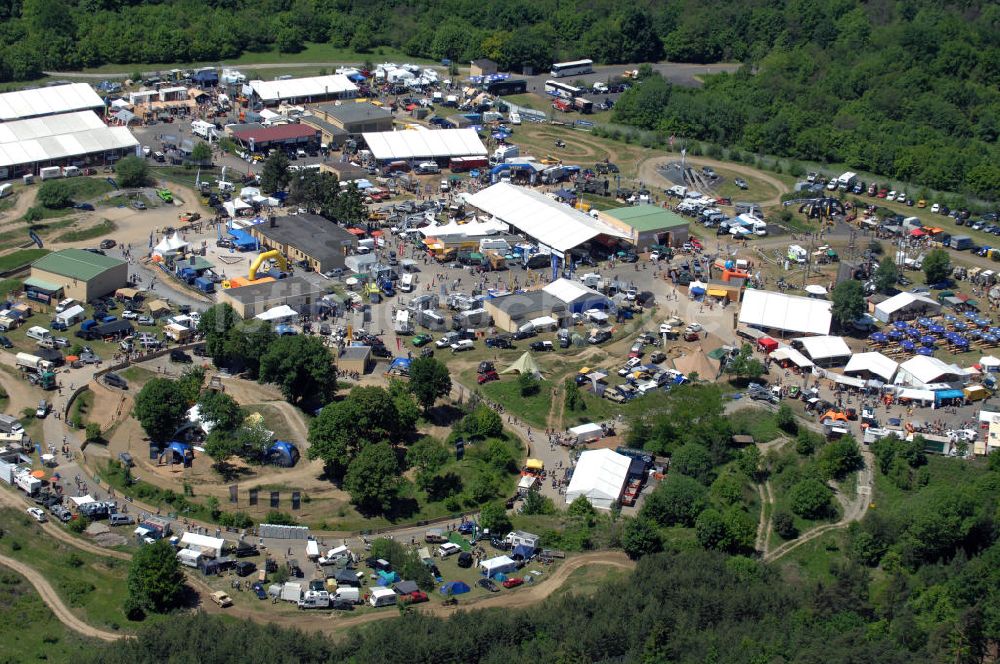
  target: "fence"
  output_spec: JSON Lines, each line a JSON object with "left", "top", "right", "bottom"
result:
{"left": 258, "top": 523, "right": 310, "bottom": 540}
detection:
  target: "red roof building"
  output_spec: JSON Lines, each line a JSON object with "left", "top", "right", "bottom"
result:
{"left": 232, "top": 124, "right": 319, "bottom": 148}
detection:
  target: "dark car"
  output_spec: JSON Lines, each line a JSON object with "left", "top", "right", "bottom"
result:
{"left": 529, "top": 340, "right": 554, "bottom": 352}
{"left": 512, "top": 327, "right": 536, "bottom": 341}
{"left": 235, "top": 561, "right": 257, "bottom": 577}
{"left": 477, "top": 370, "right": 499, "bottom": 384}
{"left": 216, "top": 239, "right": 235, "bottom": 249}
{"left": 457, "top": 552, "right": 473, "bottom": 568}
{"left": 169, "top": 349, "right": 192, "bottom": 363}
{"left": 0, "top": 335, "right": 11, "bottom": 349}
{"left": 485, "top": 335, "right": 514, "bottom": 349}
{"left": 252, "top": 582, "right": 267, "bottom": 600}
{"left": 477, "top": 361, "right": 495, "bottom": 374}
{"left": 99, "top": 239, "right": 117, "bottom": 249}
{"left": 477, "top": 578, "right": 500, "bottom": 593}
{"left": 73, "top": 202, "right": 95, "bottom": 211}
{"left": 104, "top": 372, "right": 128, "bottom": 389}
{"left": 331, "top": 600, "right": 355, "bottom": 611}
{"left": 588, "top": 330, "right": 612, "bottom": 344}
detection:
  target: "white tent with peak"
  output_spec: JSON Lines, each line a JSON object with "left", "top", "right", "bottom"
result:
{"left": 153, "top": 232, "right": 188, "bottom": 257}
{"left": 501, "top": 352, "right": 543, "bottom": 378}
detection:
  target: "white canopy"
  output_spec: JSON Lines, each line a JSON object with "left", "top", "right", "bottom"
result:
{"left": 255, "top": 304, "right": 298, "bottom": 322}
{"left": 0, "top": 110, "right": 138, "bottom": 169}
{"left": 250, "top": 74, "right": 357, "bottom": 103}
{"left": 180, "top": 532, "right": 225, "bottom": 557}
{"left": 739, "top": 290, "right": 832, "bottom": 336}
{"left": 980, "top": 356, "right": 1000, "bottom": 369}
{"left": 896, "top": 355, "right": 965, "bottom": 386}
{"left": 363, "top": 128, "right": 486, "bottom": 161}
{"left": 69, "top": 494, "right": 95, "bottom": 506}
{"left": 529, "top": 315, "right": 558, "bottom": 329}
{"left": 543, "top": 278, "right": 599, "bottom": 304}
{"left": 222, "top": 198, "right": 252, "bottom": 217}
{"left": 565, "top": 449, "right": 630, "bottom": 510}
{"left": 804, "top": 284, "right": 828, "bottom": 295}
{"left": 479, "top": 555, "right": 517, "bottom": 577}
{"left": 896, "top": 387, "right": 935, "bottom": 402}
{"left": 0, "top": 83, "right": 103, "bottom": 121}
{"left": 829, "top": 373, "right": 866, "bottom": 388}
{"left": 794, "top": 335, "right": 852, "bottom": 362}
{"left": 420, "top": 218, "right": 506, "bottom": 238}
{"left": 153, "top": 232, "right": 188, "bottom": 256}
{"left": 568, "top": 423, "right": 603, "bottom": 442}
{"left": 844, "top": 352, "right": 899, "bottom": 382}
{"left": 467, "top": 183, "right": 630, "bottom": 254}
{"left": 55, "top": 304, "right": 85, "bottom": 323}
{"left": 874, "top": 292, "right": 941, "bottom": 322}
{"left": 770, "top": 346, "right": 814, "bottom": 368}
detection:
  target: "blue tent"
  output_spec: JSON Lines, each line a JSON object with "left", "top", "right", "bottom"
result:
{"left": 267, "top": 441, "right": 300, "bottom": 468}
{"left": 440, "top": 581, "right": 470, "bottom": 595}
{"left": 512, "top": 544, "right": 535, "bottom": 560}
{"left": 378, "top": 570, "right": 399, "bottom": 585}
{"left": 160, "top": 442, "right": 193, "bottom": 467}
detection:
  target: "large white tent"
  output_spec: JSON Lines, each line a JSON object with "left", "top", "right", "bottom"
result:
{"left": 249, "top": 75, "right": 357, "bottom": 103}
{"left": 419, "top": 218, "right": 506, "bottom": 238}
{"left": 0, "top": 83, "right": 104, "bottom": 122}
{"left": 565, "top": 449, "right": 630, "bottom": 510}
{"left": 770, "top": 345, "right": 814, "bottom": 368}
{"left": 153, "top": 232, "right": 188, "bottom": 257}
{"left": 873, "top": 292, "right": 941, "bottom": 323}
{"left": 363, "top": 128, "right": 486, "bottom": 161}
{"left": 895, "top": 355, "right": 965, "bottom": 386}
{"left": 255, "top": 304, "right": 298, "bottom": 322}
{"left": 0, "top": 110, "right": 138, "bottom": 170}
{"left": 739, "top": 289, "right": 832, "bottom": 336}
{"left": 180, "top": 532, "right": 225, "bottom": 557}
{"left": 467, "top": 183, "right": 630, "bottom": 254}
{"left": 793, "top": 335, "right": 853, "bottom": 363}
{"left": 479, "top": 555, "right": 517, "bottom": 578}
{"left": 844, "top": 351, "right": 899, "bottom": 382}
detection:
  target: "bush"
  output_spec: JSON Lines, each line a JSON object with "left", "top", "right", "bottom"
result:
{"left": 84, "top": 422, "right": 102, "bottom": 442}
{"left": 37, "top": 180, "right": 74, "bottom": 209}
{"left": 115, "top": 156, "right": 149, "bottom": 188}
{"left": 775, "top": 404, "right": 797, "bottom": 434}
{"left": 789, "top": 478, "right": 833, "bottom": 519}
{"left": 518, "top": 373, "right": 540, "bottom": 397}
{"left": 264, "top": 510, "right": 297, "bottom": 525}
{"left": 773, "top": 511, "right": 798, "bottom": 539}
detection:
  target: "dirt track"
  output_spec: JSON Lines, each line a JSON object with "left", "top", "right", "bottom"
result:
{"left": 0, "top": 553, "right": 125, "bottom": 641}
{"left": 637, "top": 156, "right": 791, "bottom": 207}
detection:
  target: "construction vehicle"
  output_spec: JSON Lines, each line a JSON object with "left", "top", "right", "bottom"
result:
{"left": 485, "top": 252, "right": 507, "bottom": 271}
{"left": 178, "top": 211, "right": 201, "bottom": 223}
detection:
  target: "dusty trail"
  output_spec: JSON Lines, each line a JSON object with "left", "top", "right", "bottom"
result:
{"left": 637, "top": 156, "right": 791, "bottom": 207}
{"left": 0, "top": 554, "right": 125, "bottom": 641}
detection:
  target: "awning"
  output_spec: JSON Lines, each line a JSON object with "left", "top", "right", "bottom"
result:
{"left": 934, "top": 389, "right": 965, "bottom": 401}
{"left": 23, "top": 277, "right": 63, "bottom": 292}
{"left": 897, "top": 387, "right": 935, "bottom": 401}
{"left": 830, "top": 373, "right": 865, "bottom": 388}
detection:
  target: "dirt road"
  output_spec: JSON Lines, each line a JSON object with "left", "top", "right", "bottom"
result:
{"left": 0, "top": 553, "right": 125, "bottom": 641}
{"left": 638, "top": 156, "right": 791, "bottom": 207}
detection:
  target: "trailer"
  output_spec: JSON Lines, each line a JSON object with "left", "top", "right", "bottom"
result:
{"left": 16, "top": 352, "right": 53, "bottom": 372}
{"left": 305, "top": 539, "right": 320, "bottom": 560}
{"left": 369, "top": 587, "right": 397, "bottom": 607}
{"left": 14, "top": 470, "right": 41, "bottom": 496}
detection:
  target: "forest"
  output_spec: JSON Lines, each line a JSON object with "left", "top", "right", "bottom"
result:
{"left": 83, "top": 542, "right": 1000, "bottom": 663}
{"left": 0, "top": 1, "right": 997, "bottom": 197}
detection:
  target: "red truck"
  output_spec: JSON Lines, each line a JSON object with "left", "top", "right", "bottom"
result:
{"left": 552, "top": 99, "right": 572, "bottom": 113}
{"left": 449, "top": 156, "right": 488, "bottom": 172}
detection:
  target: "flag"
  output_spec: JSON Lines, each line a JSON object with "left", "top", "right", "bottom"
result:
{"left": 681, "top": 148, "right": 686, "bottom": 158}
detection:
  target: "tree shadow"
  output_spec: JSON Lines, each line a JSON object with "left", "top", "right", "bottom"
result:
{"left": 427, "top": 403, "right": 465, "bottom": 427}
{"left": 212, "top": 462, "right": 256, "bottom": 483}
{"left": 383, "top": 496, "right": 419, "bottom": 522}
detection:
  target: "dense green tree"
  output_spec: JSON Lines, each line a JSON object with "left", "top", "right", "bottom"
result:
{"left": 922, "top": 248, "right": 952, "bottom": 285}
{"left": 260, "top": 150, "right": 290, "bottom": 193}
{"left": 521, "top": 489, "right": 555, "bottom": 515}
{"left": 789, "top": 478, "right": 833, "bottom": 519}
{"left": 775, "top": 403, "right": 797, "bottom": 434}
{"left": 874, "top": 257, "right": 899, "bottom": 294}
{"left": 331, "top": 182, "right": 365, "bottom": 223}
{"left": 671, "top": 442, "right": 715, "bottom": 485}
{"left": 479, "top": 501, "right": 512, "bottom": 536}
{"left": 190, "top": 141, "right": 211, "bottom": 163}
{"left": 36, "top": 180, "right": 73, "bottom": 208}
{"left": 831, "top": 280, "right": 865, "bottom": 327}
{"left": 308, "top": 386, "right": 411, "bottom": 475}
{"left": 197, "top": 390, "right": 244, "bottom": 433}
{"left": 259, "top": 335, "right": 336, "bottom": 404}
{"left": 726, "top": 344, "right": 765, "bottom": 383}
{"left": 817, "top": 436, "right": 864, "bottom": 480}
{"left": 344, "top": 441, "right": 399, "bottom": 513}
{"left": 773, "top": 510, "right": 798, "bottom": 540}
{"left": 621, "top": 516, "right": 663, "bottom": 559}
{"left": 125, "top": 539, "right": 184, "bottom": 618}
{"left": 408, "top": 357, "right": 451, "bottom": 413}
{"left": 224, "top": 321, "right": 276, "bottom": 379}
{"left": 518, "top": 373, "right": 540, "bottom": 397}
{"left": 461, "top": 405, "right": 503, "bottom": 439}
{"left": 115, "top": 156, "right": 149, "bottom": 188}
{"left": 695, "top": 508, "right": 728, "bottom": 550}
{"left": 641, "top": 473, "right": 707, "bottom": 526}
{"left": 407, "top": 437, "right": 450, "bottom": 489}
{"left": 197, "top": 303, "right": 240, "bottom": 366}
{"left": 133, "top": 378, "right": 190, "bottom": 443}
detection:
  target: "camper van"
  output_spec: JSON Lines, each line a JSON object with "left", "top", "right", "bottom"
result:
{"left": 369, "top": 587, "right": 397, "bottom": 608}
{"left": 333, "top": 587, "right": 360, "bottom": 604}
{"left": 399, "top": 273, "right": 415, "bottom": 293}
{"left": 61, "top": 165, "right": 80, "bottom": 177}
{"left": 438, "top": 542, "right": 462, "bottom": 557}
{"left": 192, "top": 120, "right": 216, "bottom": 139}
{"left": 39, "top": 166, "right": 62, "bottom": 180}
{"left": 25, "top": 326, "right": 52, "bottom": 342}
{"left": 0, "top": 183, "right": 12, "bottom": 198}
{"left": 298, "top": 590, "right": 330, "bottom": 609}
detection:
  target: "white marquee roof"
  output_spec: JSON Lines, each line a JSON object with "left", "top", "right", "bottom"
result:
{"left": 770, "top": 345, "right": 814, "bottom": 368}
{"left": 844, "top": 351, "right": 899, "bottom": 381}
{"left": 180, "top": 532, "right": 225, "bottom": 553}
{"left": 467, "top": 183, "right": 630, "bottom": 254}
{"left": 543, "top": 278, "right": 600, "bottom": 304}
{"left": 897, "top": 355, "right": 964, "bottom": 386}
{"left": 0, "top": 83, "right": 103, "bottom": 122}
{"left": 250, "top": 75, "right": 357, "bottom": 103}
{"left": 363, "top": 128, "right": 486, "bottom": 161}
{"left": 875, "top": 291, "right": 940, "bottom": 316}
{"left": 738, "top": 289, "right": 832, "bottom": 336}
{"left": 0, "top": 111, "right": 138, "bottom": 169}
{"left": 794, "top": 335, "right": 852, "bottom": 361}
{"left": 565, "top": 449, "right": 630, "bottom": 507}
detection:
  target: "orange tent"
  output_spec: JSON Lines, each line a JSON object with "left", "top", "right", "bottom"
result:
{"left": 821, "top": 410, "right": 848, "bottom": 423}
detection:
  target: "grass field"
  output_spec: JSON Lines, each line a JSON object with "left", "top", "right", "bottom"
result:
{"left": 728, "top": 408, "right": 783, "bottom": 443}
{"left": 70, "top": 388, "right": 95, "bottom": 427}
{"left": 0, "top": 248, "right": 49, "bottom": 272}
{"left": 0, "top": 569, "right": 94, "bottom": 660}
{"left": 60, "top": 177, "right": 116, "bottom": 201}
{"left": 151, "top": 166, "right": 220, "bottom": 192}
{"left": 55, "top": 219, "right": 118, "bottom": 244}
{"left": 0, "top": 508, "right": 136, "bottom": 633}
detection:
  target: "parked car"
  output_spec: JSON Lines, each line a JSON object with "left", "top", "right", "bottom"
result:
{"left": 477, "top": 370, "right": 499, "bottom": 384}
{"left": 252, "top": 582, "right": 267, "bottom": 600}
{"left": 138, "top": 315, "right": 154, "bottom": 325}
{"left": 0, "top": 335, "right": 13, "bottom": 348}
{"left": 485, "top": 335, "right": 514, "bottom": 349}
{"left": 734, "top": 178, "right": 748, "bottom": 189}
{"left": 26, "top": 507, "right": 47, "bottom": 523}
{"left": 99, "top": 239, "right": 116, "bottom": 249}
{"left": 131, "top": 198, "right": 146, "bottom": 210}
{"left": 588, "top": 330, "right": 612, "bottom": 344}
{"left": 104, "top": 372, "right": 128, "bottom": 389}
{"left": 49, "top": 505, "right": 72, "bottom": 522}
{"left": 502, "top": 577, "right": 524, "bottom": 589}
{"left": 210, "top": 591, "right": 233, "bottom": 608}
{"left": 73, "top": 202, "right": 95, "bottom": 211}
{"left": 476, "top": 579, "right": 500, "bottom": 593}
{"left": 529, "top": 340, "right": 554, "bottom": 352}
{"left": 169, "top": 350, "right": 192, "bottom": 363}
{"left": 157, "top": 189, "right": 173, "bottom": 203}
{"left": 412, "top": 333, "right": 432, "bottom": 347}
{"left": 450, "top": 339, "right": 474, "bottom": 353}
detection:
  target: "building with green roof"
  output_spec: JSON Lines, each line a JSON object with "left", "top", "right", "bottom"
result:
{"left": 30, "top": 248, "right": 128, "bottom": 302}
{"left": 600, "top": 204, "right": 689, "bottom": 250}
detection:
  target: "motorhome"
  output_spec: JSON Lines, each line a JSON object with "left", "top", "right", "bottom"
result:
{"left": 369, "top": 587, "right": 397, "bottom": 608}
{"left": 25, "top": 326, "right": 52, "bottom": 342}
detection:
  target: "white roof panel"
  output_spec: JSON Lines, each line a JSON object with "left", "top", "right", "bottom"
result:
{"left": 543, "top": 278, "right": 596, "bottom": 304}
{"left": 250, "top": 75, "right": 357, "bottom": 103}
{"left": 874, "top": 292, "right": 940, "bottom": 317}
{"left": 844, "top": 351, "right": 898, "bottom": 381}
{"left": 362, "top": 128, "right": 486, "bottom": 161}
{"left": 565, "top": 449, "right": 630, "bottom": 503}
{"left": 897, "top": 355, "right": 964, "bottom": 386}
{"left": 793, "top": 335, "right": 852, "bottom": 362}
{"left": 466, "top": 183, "right": 630, "bottom": 253}
{"left": 0, "top": 111, "right": 137, "bottom": 169}
{"left": 0, "top": 83, "right": 103, "bottom": 122}
{"left": 739, "top": 289, "right": 832, "bottom": 336}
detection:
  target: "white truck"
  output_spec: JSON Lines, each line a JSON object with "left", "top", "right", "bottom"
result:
{"left": 787, "top": 245, "right": 808, "bottom": 264}
{"left": 333, "top": 587, "right": 360, "bottom": 604}
{"left": 492, "top": 145, "right": 519, "bottom": 163}
{"left": 837, "top": 171, "right": 857, "bottom": 191}
{"left": 192, "top": 120, "right": 217, "bottom": 140}
{"left": 298, "top": 590, "right": 330, "bottom": 609}
{"left": 16, "top": 352, "right": 53, "bottom": 372}
{"left": 39, "top": 166, "right": 62, "bottom": 180}
{"left": 13, "top": 469, "right": 41, "bottom": 496}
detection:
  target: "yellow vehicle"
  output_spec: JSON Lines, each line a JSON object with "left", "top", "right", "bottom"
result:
{"left": 248, "top": 250, "right": 288, "bottom": 280}
{"left": 540, "top": 155, "right": 561, "bottom": 165}
{"left": 917, "top": 199, "right": 927, "bottom": 208}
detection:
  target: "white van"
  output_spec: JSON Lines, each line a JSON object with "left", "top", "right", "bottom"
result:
{"left": 25, "top": 326, "right": 52, "bottom": 342}
{"left": 399, "top": 273, "right": 415, "bottom": 293}
{"left": 369, "top": 587, "right": 397, "bottom": 607}
{"left": 39, "top": 166, "right": 62, "bottom": 180}
{"left": 333, "top": 587, "right": 360, "bottom": 604}
{"left": 55, "top": 298, "right": 77, "bottom": 314}
{"left": 61, "top": 165, "right": 80, "bottom": 177}
{"left": 109, "top": 513, "right": 134, "bottom": 526}
{"left": 437, "top": 542, "right": 461, "bottom": 557}
{"left": 0, "top": 183, "right": 12, "bottom": 198}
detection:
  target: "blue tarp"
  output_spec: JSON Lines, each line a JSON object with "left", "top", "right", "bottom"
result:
{"left": 934, "top": 389, "right": 965, "bottom": 402}
{"left": 439, "top": 581, "right": 470, "bottom": 595}
{"left": 389, "top": 357, "right": 411, "bottom": 372}
{"left": 512, "top": 544, "right": 534, "bottom": 560}
{"left": 227, "top": 228, "right": 258, "bottom": 249}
